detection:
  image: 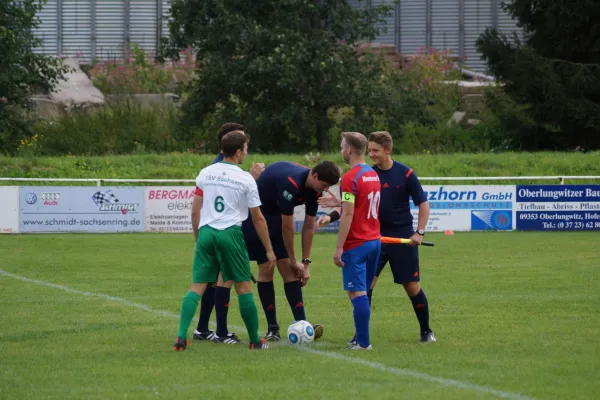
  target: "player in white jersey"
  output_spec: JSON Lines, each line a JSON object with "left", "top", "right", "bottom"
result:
{"left": 174, "top": 131, "right": 275, "bottom": 351}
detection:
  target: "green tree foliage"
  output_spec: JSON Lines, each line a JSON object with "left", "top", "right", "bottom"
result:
{"left": 476, "top": 0, "right": 600, "bottom": 150}
{"left": 0, "top": 0, "right": 68, "bottom": 155}
{"left": 161, "top": 0, "right": 397, "bottom": 152}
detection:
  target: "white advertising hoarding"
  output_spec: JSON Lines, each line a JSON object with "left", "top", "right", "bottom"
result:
{"left": 144, "top": 186, "right": 196, "bottom": 233}
{"left": 19, "top": 186, "right": 145, "bottom": 233}
{"left": 413, "top": 185, "right": 515, "bottom": 232}
{"left": 294, "top": 185, "right": 516, "bottom": 233}
{"left": 0, "top": 186, "right": 20, "bottom": 233}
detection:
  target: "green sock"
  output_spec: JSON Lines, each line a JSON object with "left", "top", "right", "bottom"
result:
{"left": 238, "top": 292, "right": 260, "bottom": 344}
{"left": 177, "top": 291, "right": 201, "bottom": 339}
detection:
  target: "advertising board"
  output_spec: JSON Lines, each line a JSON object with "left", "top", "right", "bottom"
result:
{"left": 145, "top": 186, "right": 196, "bottom": 233}
{"left": 0, "top": 186, "right": 20, "bottom": 233}
{"left": 19, "top": 187, "right": 145, "bottom": 233}
{"left": 515, "top": 185, "right": 600, "bottom": 230}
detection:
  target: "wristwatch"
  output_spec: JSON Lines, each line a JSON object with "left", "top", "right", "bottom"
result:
{"left": 302, "top": 258, "right": 312, "bottom": 265}
{"left": 416, "top": 229, "right": 425, "bottom": 236}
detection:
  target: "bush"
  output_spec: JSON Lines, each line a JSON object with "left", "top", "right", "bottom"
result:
{"left": 1, "top": 0, "right": 69, "bottom": 155}
{"left": 26, "top": 100, "right": 183, "bottom": 156}
{"left": 481, "top": 86, "right": 560, "bottom": 151}
{"left": 325, "top": 48, "right": 464, "bottom": 151}
{"left": 397, "top": 122, "right": 492, "bottom": 154}
{"left": 88, "top": 45, "right": 196, "bottom": 95}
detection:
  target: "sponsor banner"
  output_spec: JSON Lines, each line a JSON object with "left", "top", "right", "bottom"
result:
{"left": 145, "top": 186, "right": 196, "bottom": 233}
{"left": 0, "top": 186, "right": 20, "bottom": 233}
{"left": 294, "top": 185, "right": 515, "bottom": 232}
{"left": 20, "top": 187, "right": 145, "bottom": 233}
{"left": 516, "top": 185, "right": 600, "bottom": 230}
{"left": 412, "top": 185, "right": 515, "bottom": 232}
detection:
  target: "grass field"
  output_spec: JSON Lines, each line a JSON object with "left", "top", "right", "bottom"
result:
{"left": 1, "top": 232, "right": 599, "bottom": 399}
{"left": 2, "top": 152, "right": 600, "bottom": 185}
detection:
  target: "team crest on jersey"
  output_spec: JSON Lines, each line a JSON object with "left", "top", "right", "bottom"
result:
{"left": 283, "top": 190, "right": 293, "bottom": 201}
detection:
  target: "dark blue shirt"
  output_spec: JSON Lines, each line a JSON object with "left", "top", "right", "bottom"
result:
{"left": 257, "top": 161, "right": 321, "bottom": 216}
{"left": 372, "top": 161, "right": 427, "bottom": 235}
{"left": 212, "top": 153, "right": 224, "bottom": 164}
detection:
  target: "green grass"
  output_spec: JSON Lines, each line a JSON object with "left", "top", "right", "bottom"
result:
{"left": 1, "top": 232, "right": 599, "bottom": 399}
{"left": 1, "top": 152, "right": 600, "bottom": 185}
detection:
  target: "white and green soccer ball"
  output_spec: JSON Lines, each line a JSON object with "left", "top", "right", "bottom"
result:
{"left": 287, "top": 320, "right": 315, "bottom": 345}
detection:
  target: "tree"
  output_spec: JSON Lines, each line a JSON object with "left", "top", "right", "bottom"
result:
{"left": 476, "top": 0, "right": 600, "bottom": 150}
{"left": 161, "top": 0, "right": 394, "bottom": 152}
{"left": 0, "top": 0, "right": 68, "bottom": 155}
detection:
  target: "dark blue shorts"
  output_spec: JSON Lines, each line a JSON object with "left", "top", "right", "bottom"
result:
{"left": 376, "top": 242, "right": 420, "bottom": 283}
{"left": 241, "top": 213, "right": 288, "bottom": 264}
{"left": 341, "top": 240, "right": 381, "bottom": 292}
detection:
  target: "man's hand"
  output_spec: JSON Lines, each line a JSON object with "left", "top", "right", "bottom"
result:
{"left": 291, "top": 261, "right": 304, "bottom": 278}
{"left": 301, "top": 264, "right": 311, "bottom": 286}
{"left": 318, "top": 190, "right": 341, "bottom": 208}
{"left": 409, "top": 232, "right": 423, "bottom": 247}
{"left": 250, "top": 162, "right": 265, "bottom": 180}
{"left": 316, "top": 215, "right": 331, "bottom": 230}
{"left": 333, "top": 247, "right": 344, "bottom": 267}
{"left": 265, "top": 249, "right": 276, "bottom": 271}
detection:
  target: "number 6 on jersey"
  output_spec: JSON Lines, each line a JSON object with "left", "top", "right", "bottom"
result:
{"left": 214, "top": 196, "right": 225, "bottom": 212}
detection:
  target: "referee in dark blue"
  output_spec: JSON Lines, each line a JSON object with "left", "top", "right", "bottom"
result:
{"left": 318, "top": 131, "right": 436, "bottom": 343}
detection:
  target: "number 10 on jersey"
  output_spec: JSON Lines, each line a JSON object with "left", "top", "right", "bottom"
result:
{"left": 367, "top": 191, "right": 380, "bottom": 219}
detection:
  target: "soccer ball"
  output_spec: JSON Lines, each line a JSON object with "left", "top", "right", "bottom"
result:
{"left": 287, "top": 320, "right": 315, "bottom": 344}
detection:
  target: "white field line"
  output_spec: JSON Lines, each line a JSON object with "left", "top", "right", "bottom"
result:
{"left": 1, "top": 268, "right": 535, "bottom": 400}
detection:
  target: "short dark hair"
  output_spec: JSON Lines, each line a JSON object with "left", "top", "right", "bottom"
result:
{"left": 217, "top": 122, "right": 244, "bottom": 147}
{"left": 221, "top": 131, "right": 248, "bottom": 157}
{"left": 368, "top": 131, "right": 393, "bottom": 150}
{"left": 341, "top": 131, "right": 368, "bottom": 154}
{"left": 311, "top": 161, "right": 340, "bottom": 186}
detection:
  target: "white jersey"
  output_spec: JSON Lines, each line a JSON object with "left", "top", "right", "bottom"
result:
{"left": 195, "top": 162, "right": 261, "bottom": 230}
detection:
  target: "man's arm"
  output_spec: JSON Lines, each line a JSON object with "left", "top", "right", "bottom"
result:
{"left": 250, "top": 162, "right": 265, "bottom": 180}
{"left": 299, "top": 214, "right": 316, "bottom": 286}
{"left": 416, "top": 201, "right": 430, "bottom": 232}
{"left": 406, "top": 169, "right": 429, "bottom": 246}
{"left": 191, "top": 195, "right": 203, "bottom": 242}
{"left": 302, "top": 215, "right": 315, "bottom": 261}
{"left": 334, "top": 201, "right": 354, "bottom": 267}
{"left": 276, "top": 177, "right": 301, "bottom": 268}
{"left": 281, "top": 214, "right": 298, "bottom": 264}
{"left": 250, "top": 207, "right": 276, "bottom": 269}
{"left": 410, "top": 201, "right": 430, "bottom": 246}
{"left": 317, "top": 189, "right": 341, "bottom": 208}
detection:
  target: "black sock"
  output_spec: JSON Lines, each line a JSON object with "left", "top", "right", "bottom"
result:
{"left": 257, "top": 281, "right": 278, "bottom": 327}
{"left": 215, "top": 286, "right": 231, "bottom": 337}
{"left": 284, "top": 280, "right": 306, "bottom": 322}
{"left": 196, "top": 285, "right": 215, "bottom": 332}
{"left": 409, "top": 289, "right": 431, "bottom": 333}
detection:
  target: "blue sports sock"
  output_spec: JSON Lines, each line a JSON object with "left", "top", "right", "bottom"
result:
{"left": 351, "top": 295, "right": 371, "bottom": 348}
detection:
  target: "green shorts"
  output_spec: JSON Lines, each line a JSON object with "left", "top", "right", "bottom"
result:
{"left": 192, "top": 225, "right": 252, "bottom": 283}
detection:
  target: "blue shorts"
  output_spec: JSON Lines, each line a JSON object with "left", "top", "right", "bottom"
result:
{"left": 241, "top": 212, "right": 288, "bottom": 264}
{"left": 341, "top": 240, "right": 381, "bottom": 292}
{"left": 376, "top": 243, "right": 420, "bottom": 283}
